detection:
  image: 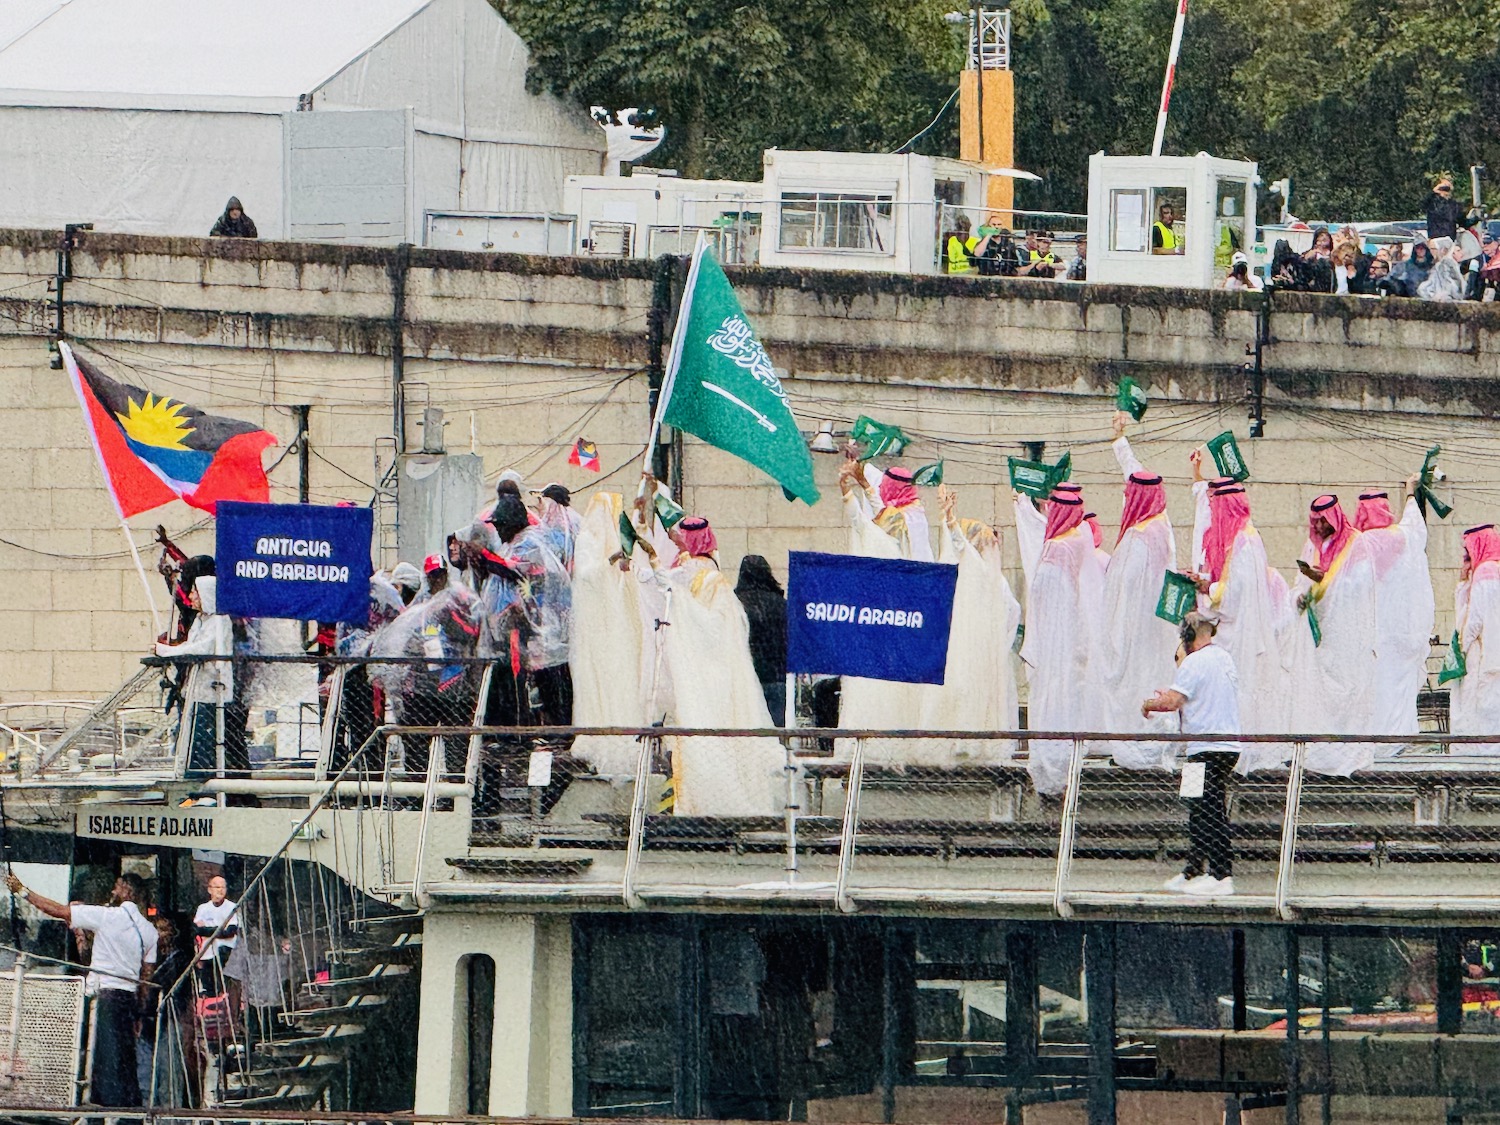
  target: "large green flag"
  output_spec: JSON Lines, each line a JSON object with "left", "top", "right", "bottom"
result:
{"left": 658, "top": 245, "right": 820, "bottom": 505}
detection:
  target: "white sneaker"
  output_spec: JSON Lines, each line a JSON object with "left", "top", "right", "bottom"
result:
{"left": 1163, "top": 873, "right": 1192, "bottom": 892}
{"left": 1183, "top": 874, "right": 1234, "bottom": 896}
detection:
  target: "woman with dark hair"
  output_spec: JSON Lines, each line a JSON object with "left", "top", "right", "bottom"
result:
{"left": 734, "top": 556, "right": 788, "bottom": 725}
{"left": 1303, "top": 226, "right": 1334, "bottom": 260}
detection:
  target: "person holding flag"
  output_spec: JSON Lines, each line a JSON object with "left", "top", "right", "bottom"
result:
{"left": 838, "top": 456, "right": 933, "bottom": 561}
{"left": 1354, "top": 478, "right": 1433, "bottom": 739}
{"left": 1284, "top": 495, "right": 1379, "bottom": 774}
{"left": 1185, "top": 457, "right": 1291, "bottom": 767}
{"left": 1022, "top": 489, "right": 1107, "bottom": 796}
{"left": 1101, "top": 413, "right": 1179, "bottom": 770}
{"left": 634, "top": 479, "right": 784, "bottom": 816}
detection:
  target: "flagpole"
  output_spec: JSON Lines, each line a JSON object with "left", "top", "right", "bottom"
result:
{"left": 60, "top": 342, "right": 164, "bottom": 635}
{"left": 638, "top": 234, "right": 709, "bottom": 502}
{"left": 122, "top": 524, "right": 164, "bottom": 635}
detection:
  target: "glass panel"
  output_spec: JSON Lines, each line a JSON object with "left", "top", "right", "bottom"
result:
{"left": 1149, "top": 188, "right": 1187, "bottom": 255}
{"left": 1215, "top": 179, "right": 1248, "bottom": 269}
{"left": 1109, "top": 189, "right": 1147, "bottom": 252}
{"left": 583, "top": 926, "right": 680, "bottom": 1114}
{"left": 777, "top": 192, "right": 895, "bottom": 253}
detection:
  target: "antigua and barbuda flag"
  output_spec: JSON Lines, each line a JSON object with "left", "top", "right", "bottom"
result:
{"left": 62, "top": 342, "right": 276, "bottom": 517}
{"left": 568, "top": 437, "right": 601, "bottom": 472}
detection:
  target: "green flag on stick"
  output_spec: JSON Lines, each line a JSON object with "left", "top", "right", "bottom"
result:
{"left": 1117, "top": 376, "right": 1149, "bottom": 421}
{"left": 657, "top": 244, "right": 820, "bottom": 505}
{"left": 850, "top": 415, "right": 911, "bottom": 461}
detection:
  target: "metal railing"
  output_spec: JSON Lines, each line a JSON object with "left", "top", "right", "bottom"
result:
{"left": 22, "top": 656, "right": 1500, "bottom": 920}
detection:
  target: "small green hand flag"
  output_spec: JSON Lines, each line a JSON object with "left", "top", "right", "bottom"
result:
{"left": 1117, "top": 376, "right": 1149, "bottom": 421}
{"left": 850, "top": 415, "right": 910, "bottom": 461}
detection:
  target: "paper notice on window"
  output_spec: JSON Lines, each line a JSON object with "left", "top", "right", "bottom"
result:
{"left": 1179, "top": 760, "right": 1206, "bottom": 799}
{"left": 1115, "top": 193, "right": 1145, "bottom": 252}
{"left": 528, "top": 749, "right": 553, "bottom": 788}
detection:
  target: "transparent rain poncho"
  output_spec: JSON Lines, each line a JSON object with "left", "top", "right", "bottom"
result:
{"left": 369, "top": 584, "right": 481, "bottom": 699}
{"left": 473, "top": 524, "right": 572, "bottom": 671}
{"left": 335, "top": 575, "right": 406, "bottom": 658}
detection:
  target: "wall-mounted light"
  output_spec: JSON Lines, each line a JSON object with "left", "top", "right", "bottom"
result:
{"left": 809, "top": 421, "right": 841, "bottom": 454}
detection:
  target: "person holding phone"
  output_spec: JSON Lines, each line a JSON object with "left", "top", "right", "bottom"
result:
{"left": 1142, "top": 613, "right": 1241, "bottom": 896}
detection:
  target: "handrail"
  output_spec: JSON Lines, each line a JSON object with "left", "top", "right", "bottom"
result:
{"left": 148, "top": 725, "right": 390, "bottom": 1108}
{"left": 1275, "top": 741, "right": 1309, "bottom": 921}
{"left": 833, "top": 737, "right": 866, "bottom": 913}
{"left": 1052, "top": 738, "right": 1087, "bottom": 919}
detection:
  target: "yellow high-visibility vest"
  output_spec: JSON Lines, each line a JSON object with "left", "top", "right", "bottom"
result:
{"left": 1153, "top": 221, "right": 1179, "bottom": 251}
{"left": 947, "top": 235, "right": 977, "bottom": 274}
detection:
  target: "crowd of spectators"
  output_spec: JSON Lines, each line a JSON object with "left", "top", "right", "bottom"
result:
{"left": 1247, "top": 176, "right": 1498, "bottom": 302}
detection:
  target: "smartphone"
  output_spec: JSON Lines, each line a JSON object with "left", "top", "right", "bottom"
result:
{"left": 1295, "top": 559, "right": 1316, "bottom": 577}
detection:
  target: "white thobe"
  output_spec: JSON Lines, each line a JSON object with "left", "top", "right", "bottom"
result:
{"left": 1451, "top": 566, "right": 1500, "bottom": 753}
{"left": 656, "top": 556, "right": 786, "bottom": 816}
{"left": 1362, "top": 499, "right": 1434, "bottom": 740}
{"left": 568, "top": 494, "right": 646, "bottom": 774}
{"left": 1101, "top": 436, "right": 1180, "bottom": 769}
{"left": 837, "top": 484, "right": 927, "bottom": 763}
{"left": 1286, "top": 534, "right": 1379, "bottom": 775}
{"left": 1198, "top": 526, "right": 1292, "bottom": 771}
{"left": 911, "top": 522, "right": 1022, "bottom": 765}
{"left": 1014, "top": 493, "right": 1046, "bottom": 590}
{"left": 1022, "top": 527, "right": 1106, "bottom": 795}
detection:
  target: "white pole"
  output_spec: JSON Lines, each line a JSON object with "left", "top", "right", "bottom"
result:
{"left": 638, "top": 234, "right": 708, "bottom": 500}
{"left": 1150, "top": 0, "right": 1189, "bottom": 158}
{"left": 122, "top": 523, "right": 164, "bottom": 635}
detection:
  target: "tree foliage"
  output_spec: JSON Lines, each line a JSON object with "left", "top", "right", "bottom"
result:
{"left": 499, "top": 0, "right": 1500, "bottom": 219}
{"left": 495, "top": 0, "right": 963, "bottom": 181}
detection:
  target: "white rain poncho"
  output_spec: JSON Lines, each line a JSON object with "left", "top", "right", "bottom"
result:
{"left": 911, "top": 517, "right": 1021, "bottom": 765}
{"left": 1356, "top": 494, "right": 1434, "bottom": 739}
{"left": 155, "top": 574, "right": 232, "bottom": 705}
{"left": 651, "top": 547, "right": 785, "bottom": 817}
{"left": 1451, "top": 527, "right": 1500, "bottom": 753}
{"left": 536, "top": 494, "right": 583, "bottom": 572}
{"left": 1021, "top": 500, "right": 1106, "bottom": 796}
{"left": 1284, "top": 498, "right": 1379, "bottom": 775}
{"left": 837, "top": 474, "right": 927, "bottom": 764}
{"left": 369, "top": 584, "right": 481, "bottom": 703}
{"left": 1194, "top": 484, "right": 1293, "bottom": 772}
{"left": 1100, "top": 437, "right": 1179, "bottom": 770}
{"left": 568, "top": 493, "right": 647, "bottom": 774}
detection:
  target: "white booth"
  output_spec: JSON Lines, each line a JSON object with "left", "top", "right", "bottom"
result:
{"left": 1085, "top": 152, "right": 1258, "bottom": 288}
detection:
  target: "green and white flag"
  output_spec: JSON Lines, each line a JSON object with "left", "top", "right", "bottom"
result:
{"left": 657, "top": 244, "right": 820, "bottom": 505}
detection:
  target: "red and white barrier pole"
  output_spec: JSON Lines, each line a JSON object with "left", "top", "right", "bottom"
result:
{"left": 1150, "top": 0, "right": 1188, "bottom": 157}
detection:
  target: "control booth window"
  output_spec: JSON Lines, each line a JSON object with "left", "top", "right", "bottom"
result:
{"left": 779, "top": 191, "right": 896, "bottom": 254}
{"left": 1109, "top": 187, "right": 1186, "bottom": 255}
{"left": 1215, "top": 179, "right": 1248, "bottom": 266}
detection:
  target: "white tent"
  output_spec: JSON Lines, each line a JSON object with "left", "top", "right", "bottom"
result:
{"left": 0, "top": 0, "right": 605, "bottom": 242}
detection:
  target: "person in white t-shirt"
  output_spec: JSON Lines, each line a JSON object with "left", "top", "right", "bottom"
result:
{"left": 1141, "top": 613, "right": 1242, "bottom": 897}
{"left": 193, "top": 875, "right": 239, "bottom": 991}
{"left": 5, "top": 871, "right": 156, "bottom": 1106}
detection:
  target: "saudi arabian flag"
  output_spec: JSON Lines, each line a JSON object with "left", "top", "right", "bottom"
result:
{"left": 658, "top": 243, "right": 821, "bottom": 505}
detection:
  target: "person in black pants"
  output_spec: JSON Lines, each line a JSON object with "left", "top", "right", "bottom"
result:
{"left": 1142, "top": 613, "right": 1242, "bottom": 897}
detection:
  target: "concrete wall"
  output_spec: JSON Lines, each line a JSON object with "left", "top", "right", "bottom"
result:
{"left": 2, "top": 227, "right": 1499, "bottom": 700}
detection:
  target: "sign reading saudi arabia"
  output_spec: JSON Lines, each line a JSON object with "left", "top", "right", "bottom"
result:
{"left": 658, "top": 244, "right": 820, "bottom": 504}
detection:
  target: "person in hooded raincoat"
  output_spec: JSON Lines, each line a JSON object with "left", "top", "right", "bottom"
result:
{"left": 734, "top": 556, "right": 788, "bottom": 726}
{"left": 209, "top": 196, "right": 258, "bottom": 238}
{"left": 636, "top": 496, "right": 785, "bottom": 817}
{"left": 909, "top": 486, "right": 1020, "bottom": 765}
{"left": 1022, "top": 490, "right": 1106, "bottom": 796}
{"left": 155, "top": 574, "right": 243, "bottom": 777}
{"left": 1417, "top": 237, "right": 1466, "bottom": 302}
{"left": 1186, "top": 457, "right": 1292, "bottom": 768}
{"left": 840, "top": 457, "right": 932, "bottom": 561}
{"left": 1353, "top": 479, "right": 1433, "bottom": 740}
{"left": 1284, "top": 494, "right": 1379, "bottom": 775}
{"left": 471, "top": 494, "right": 573, "bottom": 727}
{"left": 532, "top": 483, "right": 582, "bottom": 572}
{"left": 1451, "top": 524, "right": 1500, "bottom": 753}
{"left": 568, "top": 492, "right": 647, "bottom": 774}
{"left": 1101, "top": 415, "right": 1179, "bottom": 770}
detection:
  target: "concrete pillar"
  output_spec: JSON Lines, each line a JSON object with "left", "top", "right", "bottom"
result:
{"left": 413, "top": 910, "right": 573, "bottom": 1117}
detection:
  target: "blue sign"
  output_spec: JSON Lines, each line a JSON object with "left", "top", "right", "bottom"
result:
{"left": 215, "top": 501, "right": 372, "bottom": 624}
{"left": 786, "top": 551, "right": 958, "bottom": 685}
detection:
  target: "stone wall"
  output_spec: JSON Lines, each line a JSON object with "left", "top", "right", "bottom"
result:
{"left": 2, "top": 228, "right": 1498, "bottom": 699}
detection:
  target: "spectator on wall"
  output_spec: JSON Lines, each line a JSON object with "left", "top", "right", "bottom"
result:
{"left": 210, "top": 197, "right": 258, "bottom": 239}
